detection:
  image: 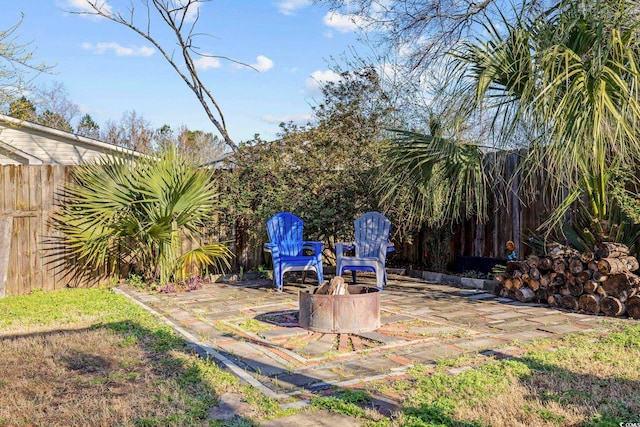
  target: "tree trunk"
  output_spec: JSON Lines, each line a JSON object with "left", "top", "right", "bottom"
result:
{"left": 527, "top": 278, "right": 541, "bottom": 291}
{"left": 539, "top": 256, "right": 553, "bottom": 271}
{"left": 503, "top": 278, "right": 513, "bottom": 291}
{"left": 577, "top": 269, "right": 593, "bottom": 283}
{"left": 581, "top": 251, "right": 595, "bottom": 264}
{"left": 548, "top": 244, "right": 580, "bottom": 259}
{"left": 593, "top": 271, "right": 608, "bottom": 282}
{"left": 552, "top": 258, "right": 567, "bottom": 274}
{"left": 597, "top": 257, "right": 637, "bottom": 275}
{"left": 547, "top": 293, "right": 562, "bottom": 306}
{"left": 529, "top": 267, "right": 541, "bottom": 281}
{"left": 526, "top": 255, "right": 540, "bottom": 268}
{"left": 511, "top": 277, "right": 523, "bottom": 290}
{"left": 540, "top": 274, "right": 552, "bottom": 289}
{"left": 568, "top": 281, "right": 584, "bottom": 297}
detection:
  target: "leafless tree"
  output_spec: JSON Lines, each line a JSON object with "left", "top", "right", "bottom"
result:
{"left": 71, "top": 0, "right": 254, "bottom": 154}
{"left": 319, "top": 0, "right": 550, "bottom": 71}
{"left": 33, "top": 81, "right": 80, "bottom": 129}
{"left": 102, "top": 110, "right": 155, "bottom": 153}
{"left": 0, "top": 15, "right": 51, "bottom": 108}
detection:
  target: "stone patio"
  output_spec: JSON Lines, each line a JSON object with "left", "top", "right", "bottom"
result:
{"left": 115, "top": 271, "right": 625, "bottom": 406}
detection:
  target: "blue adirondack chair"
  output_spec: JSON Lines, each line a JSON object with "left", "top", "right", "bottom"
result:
{"left": 335, "top": 212, "right": 394, "bottom": 290}
{"left": 264, "top": 212, "right": 324, "bottom": 291}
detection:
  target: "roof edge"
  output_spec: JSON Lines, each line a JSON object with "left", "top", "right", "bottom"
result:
{"left": 0, "top": 114, "right": 143, "bottom": 157}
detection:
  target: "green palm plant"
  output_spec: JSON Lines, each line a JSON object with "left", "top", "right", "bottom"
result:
{"left": 382, "top": 0, "right": 640, "bottom": 247}
{"left": 380, "top": 126, "right": 489, "bottom": 229}
{"left": 49, "top": 147, "right": 231, "bottom": 285}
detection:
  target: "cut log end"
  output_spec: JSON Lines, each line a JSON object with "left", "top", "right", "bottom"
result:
{"left": 600, "top": 296, "right": 625, "bottom": 317}
{"left": 515, "top": 287, "right": 536, "bottom": 303}
{"left": 578, "top": 294, "right": 601, "bottom": 314}
{"left": 626, "top": 295, "right": 640, "bottom": 320}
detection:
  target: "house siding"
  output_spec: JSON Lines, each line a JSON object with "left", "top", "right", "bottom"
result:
{"left": 0, "top": 123, "right": 117, "bottom": 165}
{"left": 0, "top": 151, "right": 21, "bottom": 165}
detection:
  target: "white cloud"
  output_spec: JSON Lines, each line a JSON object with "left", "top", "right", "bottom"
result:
{"left": 305, "top": 69, "right": 342, "bottom": 93}
{"left": 194, "top": 55, "right": 222, "bottom": 70}
{"left": 82, "top": 42, "right": 155, "bottom": 57}
{"left": 274, "top": 0, "right": 312, "bottom": 16}
{"left": 176, "top": 0, "right": 201, "bottom": 23}
{"left": 252, "top": 55, "right": 274, "bottom": 72}
{"left": 57, "top": 0, "right": 112, "bottom": 15}
{"left": 262, "top": 113, "right": 311, "bottom": 125}
{"left": 323, "top": 11, "right": 366, "bottom": 33}
{"left": 233, "top": 55, "right": 275, "bottom": 72}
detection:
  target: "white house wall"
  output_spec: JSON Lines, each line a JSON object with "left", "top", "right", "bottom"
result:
{"left": 0, "top": 123, "right": 117, "bottom": 165}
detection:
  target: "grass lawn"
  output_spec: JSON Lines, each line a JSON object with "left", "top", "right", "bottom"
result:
{"left": 2, "top": 288, "right": 640, "bottom": 426}
{"left": 313, "top": 321, "right": 640, "bottom": 426}
{"left": 0, "top": 288, "right": 290, "bottom": 427}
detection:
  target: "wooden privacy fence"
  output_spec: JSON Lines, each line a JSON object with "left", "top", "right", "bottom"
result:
{"left": 0, "top": 157, "right": 558, "bottom": 296}
{"left": 0, "top": 165, "right": 71, "bottom": 297}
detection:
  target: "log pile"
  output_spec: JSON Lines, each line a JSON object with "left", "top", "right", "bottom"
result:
{"left": 496, "top": 242, "right": 640, "bottom": 319}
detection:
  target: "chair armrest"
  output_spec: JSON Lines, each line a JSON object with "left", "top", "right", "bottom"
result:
{"left": 303, "top": 241, "right": 323, "bottom": 255}
{"left": 378, "top": 241, "right": 395, "bottom": 259}
{"left": 263, "top": 243, "right": 279, "bottom": 257}
{"left": 334, "top": 242, "right": 355, "bottom": 254}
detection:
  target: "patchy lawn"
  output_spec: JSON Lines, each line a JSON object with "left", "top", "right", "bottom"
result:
{"left": 0, "top": 289, "right": 289, "bottom": 427}
{"left": 3, "top": 288, "right": 640, "bottom": 427}
{"left": 312, "top": 320, "right": 640, "bottom": 426}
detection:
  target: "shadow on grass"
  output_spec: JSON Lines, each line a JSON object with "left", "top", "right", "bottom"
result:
{"left": 301, "top": 330, "right": 640, "bottom": 427}
{"left": 382, "top": 348, "right": 640, "bottom": 427}
{"left": 0, "top": 321, "right": 259, "bottom": 427}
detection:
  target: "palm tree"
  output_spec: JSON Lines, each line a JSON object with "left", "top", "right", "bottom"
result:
{"left": 382, "top": 0, "right": 640, "bottom": 249}
{"left": 49, "top": 147, "right": 232, "bottom": 285}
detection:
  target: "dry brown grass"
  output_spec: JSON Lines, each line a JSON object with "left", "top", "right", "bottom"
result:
{"left": 0, "top": 290, "right": 262, "bottom": 427}
{"left": 0, "top": 322, "right": 220, "bottom": 427}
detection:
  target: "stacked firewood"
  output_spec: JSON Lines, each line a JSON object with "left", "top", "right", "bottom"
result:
{"left": 316, "top": 276, "right": 349, "bottom": 295}
{"left": 496, "top": 242, "right": 640, "bottom": 319}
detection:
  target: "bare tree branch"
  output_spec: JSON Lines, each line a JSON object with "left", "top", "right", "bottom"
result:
{"left": 318, "top": 0, "right": 548, "bottom": 71}
{"left": 71, "top": 0, "right": 260, "bottom": 153}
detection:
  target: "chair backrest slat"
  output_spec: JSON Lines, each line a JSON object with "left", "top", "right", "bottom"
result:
{"left": 354, "top": 212, "right": 390, "bottom": 258}
{"left": 266, "top": 212, "right": 304, "bottom": 256}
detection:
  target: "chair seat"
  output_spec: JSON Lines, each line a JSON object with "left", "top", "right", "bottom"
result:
{"left": 338, "top": 256, "right": 380, "bottom": 265}
{"left": 265, "top": 212, "right": 323, "bottom": 291}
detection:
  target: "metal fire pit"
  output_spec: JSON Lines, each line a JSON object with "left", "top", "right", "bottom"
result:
{"left": 298, "top": 285, "right": 380, "bottom": 334}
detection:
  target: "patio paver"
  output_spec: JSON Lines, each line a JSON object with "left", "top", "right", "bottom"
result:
{"left": 114, "top": 272, "right": 630, "bottom": 417}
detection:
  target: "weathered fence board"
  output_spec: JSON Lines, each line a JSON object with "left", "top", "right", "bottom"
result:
{"left": 1, "top": 165, "right": 68, "bottom": 296}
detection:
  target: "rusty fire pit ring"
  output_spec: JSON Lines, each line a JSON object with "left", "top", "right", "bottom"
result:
{"left": 298, "top": 285, "right": 380, "bottom": 334}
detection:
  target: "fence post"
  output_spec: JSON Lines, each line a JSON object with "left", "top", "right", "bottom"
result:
{"left": 0, "top": 216, "right": 13, "bottom": 298}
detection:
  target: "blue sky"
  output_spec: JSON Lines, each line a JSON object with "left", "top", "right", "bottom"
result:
{"left": 0, "top": 1, "right": 368, "bottom": 143}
